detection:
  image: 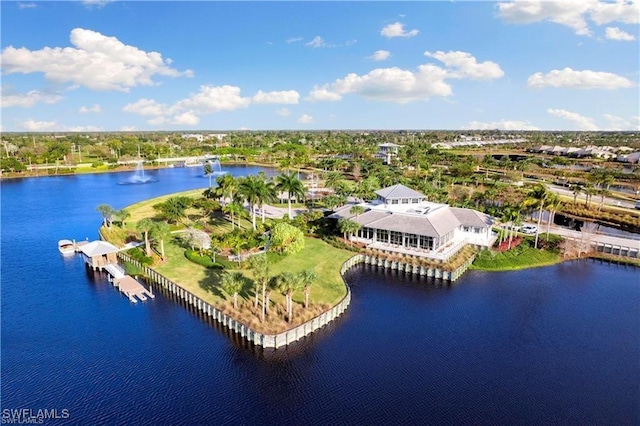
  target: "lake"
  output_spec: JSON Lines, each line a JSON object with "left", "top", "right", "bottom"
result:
{"left": 2, "top": 166, "right": 638, "bottom": 425}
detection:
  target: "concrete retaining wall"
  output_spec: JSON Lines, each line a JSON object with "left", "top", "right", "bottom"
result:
{"left": 117, "top": 252, "right": 355, "bottom": 348}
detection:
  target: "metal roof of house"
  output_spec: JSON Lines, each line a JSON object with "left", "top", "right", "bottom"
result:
{"left": 79, "top": 240, "right": 119, "bottom": 257}
{"left": 450, "top": 208, "right": 494, "bottom": 228}
{"left": 355, "top": 207, "right": 460, "bottom": 237}
{"left": 375, "top": 184, "right": 425, "bottom": 200}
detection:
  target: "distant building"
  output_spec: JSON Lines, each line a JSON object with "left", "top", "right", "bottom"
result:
{"left": 376, "top": 143, "right": 401, "bottom": 164}
{"left": 329, "top": 184, "right": 496, "bottom": 262}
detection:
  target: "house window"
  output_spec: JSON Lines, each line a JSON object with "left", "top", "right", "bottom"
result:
{"left": 401, "top": 198, "right": 409, "bottom": 204}
{"left": 391, "top": 199, "right": 399, "bottom": 205}
{"left": 411, "top": 198, "right": 419, "bottom": 204}
{"left": 390, "top": 231, "right": 403, "bottom": 245}
{"left": 377, "top": 229, "right": 388, "bottom": 243}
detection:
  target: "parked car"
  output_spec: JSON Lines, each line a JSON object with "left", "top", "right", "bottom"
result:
{"left": 522, "top": 225, "right": 538, "bottom": 234}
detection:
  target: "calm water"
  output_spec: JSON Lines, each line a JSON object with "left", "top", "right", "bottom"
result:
{"left": 2, "top": 166, "right": 639, "bottom": 425}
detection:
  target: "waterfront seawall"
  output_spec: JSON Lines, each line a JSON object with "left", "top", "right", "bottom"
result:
{"left": 117, "top": 252, "right": 357, "bottom": 348}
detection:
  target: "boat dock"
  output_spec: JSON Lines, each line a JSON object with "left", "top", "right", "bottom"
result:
{"left": 104, "top": 263, "right": 154, "bottom": 303}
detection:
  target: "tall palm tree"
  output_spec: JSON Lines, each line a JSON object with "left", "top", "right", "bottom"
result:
{"left": 223, "top": 201, "right": 244, "bottom": 229}
{"left": 275, "top": 272, "right": 298, "bottom": 322}
{"left": 583, "top": 184, "right": 597, "bottom": 209}
{"left": 276, "top": 171, "right": 306, "bottom": 220}
{"left": 524, "top": 183, "right": 549, "bottom": 249}
{"left": 150, "top": 221, "right": 170, "bottom": 261}
{"left": 257, "top": 177, "right": 277, "bottom": 224}
{"left": 299, "top": 270, "right": 317, "bottom": 309}
{"left": 221, "top": 272, "right": 244, "bottom": 310}
{"left": 238, "top": 175, "right": 263, "bottom": 230}
{"left": 136, "top": 218, "right": 154, "bottom": 256}
{"left": 248, "top": 253, "right": 269, "bottom": 320}
{"left": 215, "top": 173, "right": 237, "bottom": 206}
{"left": 571, "top": 182, "right": 584, "bottom": 206}
{"left": 545, "top": 193, "right": 561, "bottom": 241}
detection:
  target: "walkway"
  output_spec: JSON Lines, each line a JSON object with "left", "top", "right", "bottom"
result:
{"left": 103, "top": 263, "right": 155, "bottom": 303}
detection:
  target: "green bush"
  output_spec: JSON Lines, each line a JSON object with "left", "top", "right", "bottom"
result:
{"left": 185, "top": 249, "right": 222, "bottom": 269}
{"left": 126, "top": 247, "right": 153, "bottom": 266}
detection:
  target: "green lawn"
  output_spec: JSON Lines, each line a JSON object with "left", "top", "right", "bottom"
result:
{"left": 150, "top": 236, "right": 352, "bottom": 307}
{"left": 124, "top": 188, "right": 206, "bottom": 228}
{"left": 471, "top": 245, "right": 561, "bottom": 271}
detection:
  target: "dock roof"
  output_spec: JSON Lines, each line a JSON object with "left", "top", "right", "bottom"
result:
{"left": 79, "top": 240, "right": 119, "bottom": 257}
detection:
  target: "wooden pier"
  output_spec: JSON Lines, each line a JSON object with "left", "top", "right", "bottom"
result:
{"left": 113, "top": 275, "right": 155, "bottom": 303}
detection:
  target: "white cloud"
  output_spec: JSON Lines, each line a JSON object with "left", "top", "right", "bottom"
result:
{"left": 370, "top": 50, "right": 391, "bottom": 61}
{"left": 305, "top": 36, "right": 326, "bottom": 48}
{"left": 276, "top": 107, "right": 291, "bottom": 117}
{"left": 425, "top": 51, "right": 504, "bottom": 80}
{"left": 0, "top": 28, "right": 192, "bottom": 92}
{"left": 171, "top": 111, "right": 200, "bottom": 126}
{"left": 252, "top": 90, "right": 300, "bottom": 104}
{"left": 308, "top": 51, "right": 502, "bottom": 104}
{"left": 527, "top": 68, "right": 634, "bottom": 89}
{"left": 81, "top": 0, "right": 114, "bottom": 7}
{"left": 497, "top": 0, "right": 639, "bottom": 36}
{"left": 381, "top": 22, "right": 419, "bottom": 38}
{"left": 20, "top": 119, "right": 57, "bottom": 131}
{"left": 604, "top": 113, "right": 639, "bottom": 130}
{"left": 605, "top": 26, "right": 636, "bottom": 41}
{"left": 78, "top": 104, "right": 102, "bottom": 114}
{"left": 1, "top": 90, "right": 63, "bottom": 108}
{"left": 123, "top": 98, "right": 170, "bottom": 116}
{"left": 307, "top": 85, "right": 344, "bottom": 102}
{"left": 286, "top": 37, "right": 303, "bottom": 44}
{"left": 120, "top": 126, "right": 138, "bottom": 131}
{"left": 124, "top": 85, "right": 297, "bottom": 127}
{"left": 590, "top": 0, "right": 640, "bottom": 25}
{"left": 547, "top": 108, "right": 599, "bottom": 130}
{"left": 466, "top": 119, "right": 540, "bottom": 130}
{"left": 297, "top": 114, "right": 314, "bottom": 124}
{"left": 66, "top": 125, "right": 103, "bottom": 132}
{"left": 18, "top": 2, "right": 37, "bottom": 9}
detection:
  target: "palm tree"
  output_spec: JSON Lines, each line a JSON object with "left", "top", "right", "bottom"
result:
{"left": 214, "top": 173, "right": 237, "bottom": 206}
{"left": 96, "top": 204, "right": 115, "bottom": 228}
{"left": 571, "top": 182, "right": 584, "bottom": 206}
{"left": 136, "top": 218, "right": 154, "bottom": 256}
{"left": 299, "top": 270, "right": 317, "bottom": 309}
{"left": 524, "top": 183, "right": 549, "bottom": 249}
{"left": 116, "top": 208, "right": 130, "bottom": 227}
{"left": 545, "top": 193, "right": 561, "bottom": 241}
{"left": 324, "top": 171, "right": 342, "bottom": 191}
{"left": 276, "top": 171, "right": 306, "bottom": 220}
{"left": 338, "top": 218, "right": 362, "bottom": 246}
{"left": 274, "top": 272, "right": 298, "bottom": 322}
{"left": 349, "top": 205, "right": 365, "bottom": 222}
{"left": 150, "top": 221, "right": 170, "bottom": 261}
{"left": 248, "top": 254, "right": 269, "bottom": 320}
{"left": 223, "top": 201, "right": 244, "bottom": 229}
{"left": 257, "top": 177, "right": 277, "bottom": 224}
{"left": 583, "top": 184, "right": 597, "bottom": 209}
{"left": 238, "top": 175, "right": 263, "bottom": 230}
{"left": 221, "top": 272, "right": 244, "bottom": 310}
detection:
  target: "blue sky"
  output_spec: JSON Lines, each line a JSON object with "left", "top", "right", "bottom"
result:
{"left": 1, "top": 1, "right": 638, "bottom": 132}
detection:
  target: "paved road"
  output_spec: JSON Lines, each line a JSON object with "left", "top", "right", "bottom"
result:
{"left": 517, "top": 221, "right": 640, "bottom": 249}
{"left": 544, "top": 183, "right": 637, "bottom": 210}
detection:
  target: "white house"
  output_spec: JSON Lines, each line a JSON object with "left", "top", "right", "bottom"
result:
{"left": 376, "top": 143, "right": 401, "bottom": 164}
{"left": 329, "top": 184, "right": 497, "bottom": 262}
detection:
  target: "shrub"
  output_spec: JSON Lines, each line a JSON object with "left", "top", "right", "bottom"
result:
{"left": 126, "top": 247, "right": 154, "bottom": 266}
{"left": 185, "top": 249, "right": 222, "bottom": 269}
